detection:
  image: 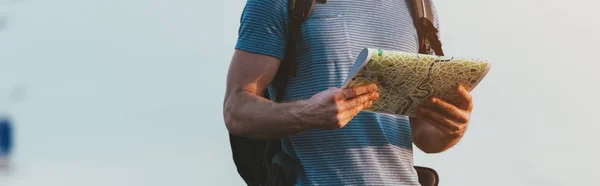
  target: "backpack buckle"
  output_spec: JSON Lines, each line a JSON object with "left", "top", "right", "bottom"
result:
{"left": 425, "top": 43, "right": 432, "bottom": 54}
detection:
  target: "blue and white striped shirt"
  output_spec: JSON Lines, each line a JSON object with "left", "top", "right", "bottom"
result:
{"left": 235, "top": 0, "right": 439, "bottom": 185}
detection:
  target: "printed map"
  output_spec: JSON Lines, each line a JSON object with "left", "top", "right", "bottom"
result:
{"left": 342, "top": 48, "right": 491, "bottom": 117}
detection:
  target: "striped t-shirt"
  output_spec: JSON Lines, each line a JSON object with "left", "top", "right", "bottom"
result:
{"left": 235, "top": 0, "right": 439, "bottom": 185}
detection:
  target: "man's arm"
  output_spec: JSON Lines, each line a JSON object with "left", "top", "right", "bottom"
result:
{"left": 223, "top": 50, "right": 380, "bottom": 140}
{"left": 223, "top": 50, "right": 307, "bottom": 139}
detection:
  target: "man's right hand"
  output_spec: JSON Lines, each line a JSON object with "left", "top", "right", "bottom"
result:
{"left": 295, "top": 84, "right": 380, "bottom": 130}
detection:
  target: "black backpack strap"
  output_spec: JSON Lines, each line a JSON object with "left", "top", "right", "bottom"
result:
{"left": 271, "top": 0, "right": 317, "bottom": 102}
{"left": 408, "top": 0, "right": 444, "bottom": 56}
{"left": 414, "top": 166, "right": 440, "bottom": 186}
{"left": 263, "top": 0, "right": 316, "bottom": 164}
{"left": 261, "top": 1, "right": 320, "bottom": 186}
{"left": 262, "top": 0, "right": 316, "bottom": 165}
{"left": 286, "top": 0, "right": 319, "bottom": 78}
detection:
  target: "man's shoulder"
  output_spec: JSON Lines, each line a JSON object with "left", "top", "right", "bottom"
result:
{"left": 239, "top": 0, "right": 290, "bottom": 27}
{"left": 236, "top": 0, "right": 290, "bottom": 61}
{"left": 242, "top": 0, "right": 289, "bottom": 15}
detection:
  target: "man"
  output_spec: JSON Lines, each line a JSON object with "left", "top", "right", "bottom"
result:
{"left": 223, "top": 0, "right": 474, "bottom": 185}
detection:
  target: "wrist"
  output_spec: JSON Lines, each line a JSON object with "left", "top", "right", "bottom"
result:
{"left": 285, "top": 100, "right": 312, "bottom": 132}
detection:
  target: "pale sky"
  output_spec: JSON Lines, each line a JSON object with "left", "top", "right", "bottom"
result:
{"left": 0, "top": 0, "right": 598, "bottom": 185}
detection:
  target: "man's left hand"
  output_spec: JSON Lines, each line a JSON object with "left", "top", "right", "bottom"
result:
{"left": 415, "top": 84, "right": 473, "bottom": 139}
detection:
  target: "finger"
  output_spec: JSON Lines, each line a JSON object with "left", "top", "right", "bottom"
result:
{"left": 418, "top": 106, "right": 460, "bottom": 132}
{"left": 344, "top": 93, "right": 377, "bottom": 115}
{"left": 328, "top": 101, "right": 366, "bottom": 130}
{"left": 455, "top": 85, "right": 473, "bottom": 111}
{"left": 338, "top": 102, "right": 366, "bottom": 123}
{"left": 338, "top": 84, "right": 377, "bottom": 100}
{"left": 428, "top": 97, "right": 469, "bottom": 123}
{"left": 364, "top": 100, "right": 373, "bottom": 108}
{"left": 342, "top": 92, "right": 378, "bottom": 110}
{"left": 341, "top": 94, "right": 376, "bottom": 119}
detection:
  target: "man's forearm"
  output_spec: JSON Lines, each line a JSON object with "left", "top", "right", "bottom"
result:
{"left": 223, "top": 90, "right": 308, "bottom": 140}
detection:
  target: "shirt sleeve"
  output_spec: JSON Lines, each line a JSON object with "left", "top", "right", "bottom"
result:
{"left": 235, "top": 0, "right": 289, "bottom": 61}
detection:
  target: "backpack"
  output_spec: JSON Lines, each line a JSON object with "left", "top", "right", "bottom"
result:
{"left": 228, "top": 0, "right": 444, "bottom": 185}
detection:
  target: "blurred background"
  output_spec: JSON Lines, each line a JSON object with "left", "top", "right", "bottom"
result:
{"left": 0, "top": 0, "right": 598, "bottom": 185}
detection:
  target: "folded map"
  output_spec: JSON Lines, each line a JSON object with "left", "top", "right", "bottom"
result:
{"left": 342, "top": 48, "right": 491, "bottom": 117}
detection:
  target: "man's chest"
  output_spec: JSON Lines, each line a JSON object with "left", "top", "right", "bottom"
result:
{"left": 297, "top": 0, "right": 420, "bottom": 65}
